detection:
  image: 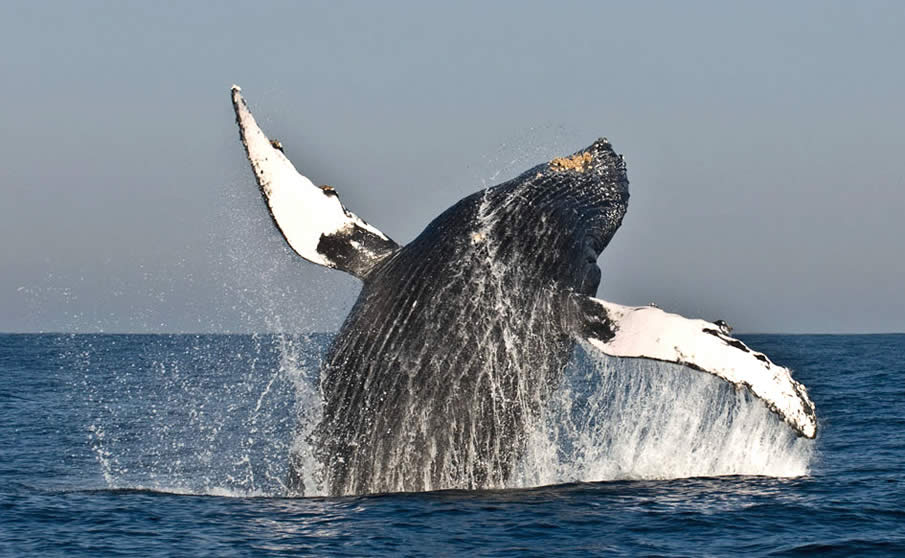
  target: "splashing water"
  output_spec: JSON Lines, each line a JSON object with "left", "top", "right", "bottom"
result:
{"left": 76, "top": 334, "right": 322, "bottom": 497}
{"left": 76, "top": 330, "right": 811, "bottom": 498}
{"left": 76, "top": 149, "right": 810, "bottom": 496}
{"left": 514, "top": 342, "right": 812, "bottom": 487}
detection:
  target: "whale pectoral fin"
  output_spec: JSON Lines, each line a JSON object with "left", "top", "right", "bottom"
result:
{"left": 231, "top": 86, "right": 399, "bottom": 278}
{"left": 573, "top": 296, "right": 817, "bottom": 439}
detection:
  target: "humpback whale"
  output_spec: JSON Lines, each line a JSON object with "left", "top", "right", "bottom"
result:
{"left": 230, "top": 86, "right": 817, "bottom": 496}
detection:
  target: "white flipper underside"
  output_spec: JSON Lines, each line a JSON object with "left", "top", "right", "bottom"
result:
{"left": 582, "top": 297, "right": 817, "bottom": 438}
{"left": 231, "top": 86, "right": 397, "bottom": 277}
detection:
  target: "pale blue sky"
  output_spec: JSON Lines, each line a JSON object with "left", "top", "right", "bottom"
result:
{"left": 1, "top": 1, "right": 903, "bottom": 333}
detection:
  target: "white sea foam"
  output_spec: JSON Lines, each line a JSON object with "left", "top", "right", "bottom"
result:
{"left": 514, "top": 342, "right": 813, "bottom": 488}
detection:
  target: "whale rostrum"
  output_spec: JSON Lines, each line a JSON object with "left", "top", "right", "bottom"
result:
{"left": 231, "top": 86, "right": 817, "bottom": 496}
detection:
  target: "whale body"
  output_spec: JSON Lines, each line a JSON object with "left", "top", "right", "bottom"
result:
{"left": 231, "top": 86, "right": 817, "bottom": 496}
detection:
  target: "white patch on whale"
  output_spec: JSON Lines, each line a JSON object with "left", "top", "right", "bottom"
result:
{"left": 582, "top": 298, "right": 817, "bottom": 438}
{"left": 231, "top": 86, "right": 391, "bottom": 270}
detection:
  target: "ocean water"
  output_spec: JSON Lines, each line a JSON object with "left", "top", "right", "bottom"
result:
{"left": 1, "top": 333, "right": 903, "bottom": 556}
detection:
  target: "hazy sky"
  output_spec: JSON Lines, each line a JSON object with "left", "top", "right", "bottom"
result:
{"left": 2, "top": 1, "right": 903, "bottom": 333}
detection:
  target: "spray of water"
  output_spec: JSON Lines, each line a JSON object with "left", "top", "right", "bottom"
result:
{"left": 78, "top": 331, "right": 810, "bottom": 498}
{"left": 78, "top": 155, "right": 812, "bottom": 496}
{"left": 515, "top": 342, "right": 812, "bottom": 487}
{"left": 77, "top": 334, "right": 320, "bottom": 497}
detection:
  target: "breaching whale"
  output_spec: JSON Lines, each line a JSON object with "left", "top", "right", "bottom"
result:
{"left": 230, "top": 86, "right": 817, "bottom": 496}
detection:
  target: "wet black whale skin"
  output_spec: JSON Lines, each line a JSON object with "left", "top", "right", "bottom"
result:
{"left": 305, "top": 140, "right": 630, "bottom": 496}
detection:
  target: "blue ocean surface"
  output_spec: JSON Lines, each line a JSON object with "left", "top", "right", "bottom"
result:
{"left": 1, "top": 333, "right": 903, "bottom": 556}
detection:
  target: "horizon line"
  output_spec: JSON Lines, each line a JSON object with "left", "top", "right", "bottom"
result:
{"left": 2, "top": 330, "right": 904, "bottom": 337}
